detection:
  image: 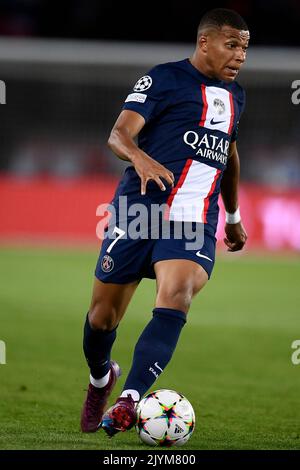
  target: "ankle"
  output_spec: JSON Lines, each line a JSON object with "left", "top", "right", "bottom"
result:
{"left": 90, "top": 370, "right": 110, "bottom": 388}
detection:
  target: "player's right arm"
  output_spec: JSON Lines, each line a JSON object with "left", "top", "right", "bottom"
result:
{"left": 108, "top": 109, "right": 174, "bottom": 195}
{"left": 108, "top": 110, "right": 174, "bottom": 194}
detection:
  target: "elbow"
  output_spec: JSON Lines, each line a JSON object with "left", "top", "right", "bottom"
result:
{"left": 107, "top": 131, "right": 114, "bottom": 151}
{"left": 107, "top": 127, "right": 122, "bottom": 151}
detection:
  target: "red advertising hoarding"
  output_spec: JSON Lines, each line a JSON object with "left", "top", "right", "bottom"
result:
{"left": 0, "top": 176, "right": 299, "bottom": 251}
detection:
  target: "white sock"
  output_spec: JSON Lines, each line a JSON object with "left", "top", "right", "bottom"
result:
{"left": 90, "top": 371, "right": 110, "bottom": 388}
{"left": 120, "top": 389, "right": 140, "bottom": 402}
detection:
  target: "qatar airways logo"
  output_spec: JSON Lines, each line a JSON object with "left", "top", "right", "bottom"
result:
{"left": 183, "top": 131, "right": 229, "bottom": 165}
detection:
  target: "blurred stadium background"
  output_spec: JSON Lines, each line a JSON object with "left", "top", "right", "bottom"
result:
{"left": 1, "top": 40, "right": 300, "bottom": 248}
{"left": 0, "top": 0, "right": 300, "bottom": 451}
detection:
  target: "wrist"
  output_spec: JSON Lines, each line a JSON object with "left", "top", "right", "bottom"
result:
{"left": 225, "top": 207, "right": 241, "bottom": 224}
{"left": 128, "top": 150, "right": 140, "bottom": 164}
{"left": 130, "top": 150, "right": 146, "bottom": 165}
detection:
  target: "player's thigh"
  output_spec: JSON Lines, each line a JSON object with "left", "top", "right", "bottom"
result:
{"left": 89, "top": 277, "right": 139, "bottom": 330}
{"left": 154, "top": 259, "right": 208, "bottom": 313}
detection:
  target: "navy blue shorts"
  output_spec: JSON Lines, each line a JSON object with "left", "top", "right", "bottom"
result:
{"left": 95, "top": 222, "right": 216, "bottom": 284}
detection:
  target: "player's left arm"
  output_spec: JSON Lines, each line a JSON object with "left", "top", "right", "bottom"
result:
{"left": 220, "top": 141, "right": 247, "bottom": 252}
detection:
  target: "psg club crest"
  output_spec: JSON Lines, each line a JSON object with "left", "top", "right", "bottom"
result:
{"left": 213, "top": 98, "right": 225, "bottom": 115}
{"left": 133, "top": 75, "right": 152, "bottom": 92}
{"left": 101, "top": 255, "right": 114, "bottom": 273}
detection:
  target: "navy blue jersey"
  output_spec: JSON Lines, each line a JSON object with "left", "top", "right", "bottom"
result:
{"left": 112, "top": 58, "right": 245, "bottom": 237}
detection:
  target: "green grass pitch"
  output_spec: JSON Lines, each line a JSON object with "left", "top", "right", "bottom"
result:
{"left": 0, "top": 246, "right": 299, "bottom": 450}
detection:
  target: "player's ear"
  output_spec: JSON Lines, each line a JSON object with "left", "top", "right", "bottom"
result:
{"left": 198, "top": 34, "right": 208, "bottom": 53}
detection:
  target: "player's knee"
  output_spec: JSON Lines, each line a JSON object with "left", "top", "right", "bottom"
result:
{"left": 156, "top": 270, "right": 208, "bottom": 312}
{"left": 157, "top": 283, "right": 193, "bottom": 312}
{"left": 88, "top": 301, "right": 118, "bottom": 331}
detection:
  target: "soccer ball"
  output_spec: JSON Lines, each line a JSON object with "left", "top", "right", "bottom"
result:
{"left": 135, "top": 389, "right": 195, "bottom": 447}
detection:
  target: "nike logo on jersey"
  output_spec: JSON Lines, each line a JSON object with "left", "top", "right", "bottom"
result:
{"left": 210, "top": 118, "right": 226, "bottom": 125}
{"left": 195, "top": 252, "right": 213, "bottom": 262}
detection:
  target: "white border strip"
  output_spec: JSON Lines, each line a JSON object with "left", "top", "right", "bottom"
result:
{"left": 0, "top": 38, "right": 299, "bottom": 72}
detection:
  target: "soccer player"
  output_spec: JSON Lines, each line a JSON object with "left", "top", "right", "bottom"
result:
{"left": 81, "top": 8, "right": 249, "bottom": 436}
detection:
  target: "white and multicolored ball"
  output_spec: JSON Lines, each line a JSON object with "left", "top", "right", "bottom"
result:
{"left": 135, "top": 389, "right": 195, "bottom": 447}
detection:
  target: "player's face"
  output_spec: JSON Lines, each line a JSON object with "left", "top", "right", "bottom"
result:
{"left": 205, "top": 26, "right": 249, "bottom": 82}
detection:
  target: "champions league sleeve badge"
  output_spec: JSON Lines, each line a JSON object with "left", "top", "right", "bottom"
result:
{"left": 133, "top": 76, "right": 153, "bottom": 92}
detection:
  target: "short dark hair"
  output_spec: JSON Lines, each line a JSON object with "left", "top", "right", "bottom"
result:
{"left": 198, "top": 8, "right": 248, "bottom": 36}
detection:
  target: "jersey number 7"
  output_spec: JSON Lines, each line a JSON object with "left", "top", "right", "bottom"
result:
{"left": 106, "top": 226, "right": 126, "bottom": 253}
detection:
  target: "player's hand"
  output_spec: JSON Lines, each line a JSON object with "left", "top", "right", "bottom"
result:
{"left": 132, "top": 152, "right": 175, "bottom": 195}
{"left": 224, "top": 221, "right": 247, "bottom": 252}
